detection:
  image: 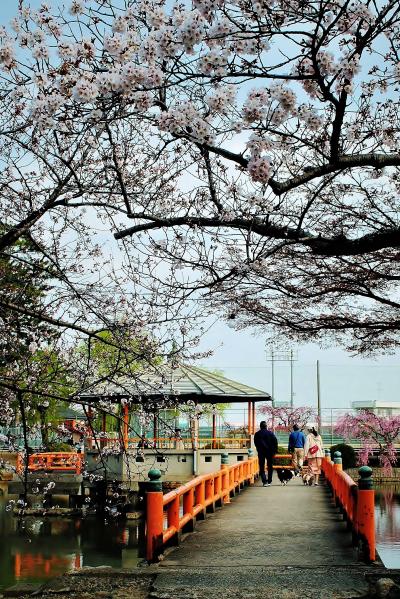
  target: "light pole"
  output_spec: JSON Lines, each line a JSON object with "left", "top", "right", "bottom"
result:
{"left": 266, "top": 349, "right": 298, "bottom": 407}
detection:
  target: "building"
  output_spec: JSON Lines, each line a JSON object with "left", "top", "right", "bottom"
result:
{"left": 351, "top": 400, "right": 400, "bottom": 417}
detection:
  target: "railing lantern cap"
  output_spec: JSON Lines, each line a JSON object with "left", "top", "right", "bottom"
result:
{"left": 221, "top": 452, "right": 229, "bottom": 465}
{"left": 333, "top": 450, "right": 342, "bottom": 464}
{"left": 358, "top": 465, "right": 373, "bottom": 490}
{"left": 147, "top": 468, "right": 162, "bottom": 492}
{"left": 148, "top": 468, "right": 162, "bottom": 480}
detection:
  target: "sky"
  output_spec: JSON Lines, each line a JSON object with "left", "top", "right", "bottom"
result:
{"left": 2, "top": 0, "right": 400, "bottom": 423}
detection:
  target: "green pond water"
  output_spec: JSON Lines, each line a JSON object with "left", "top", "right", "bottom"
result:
{"left": 0, "top": 497, "right": 145, "bottom": 591}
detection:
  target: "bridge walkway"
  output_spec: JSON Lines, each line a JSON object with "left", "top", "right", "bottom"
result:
{"left": 150, "top": 477, "right": 375, "bottom": 599}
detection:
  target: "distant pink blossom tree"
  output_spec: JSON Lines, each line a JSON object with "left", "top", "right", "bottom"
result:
{"left": 335, "top": 411, "right": 400, "bottom": 472}
{"left": 258, "top": 405, "right": 317, "bottom": 431}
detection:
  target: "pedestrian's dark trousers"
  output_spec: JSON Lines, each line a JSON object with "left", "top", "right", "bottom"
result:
{"left": 258, "top": 453, "right": 274, "bottom": 484}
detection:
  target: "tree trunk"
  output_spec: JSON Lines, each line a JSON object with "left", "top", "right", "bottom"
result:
{"left": 40, "top": 409, "right": 49, "bottom": 450}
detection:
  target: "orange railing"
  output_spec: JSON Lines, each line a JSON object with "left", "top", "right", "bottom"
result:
{"left": 86, "top": 436, "right": 251, "bottom": 450}
{"left": 272, "top": 454, "right": 292, "bottom": 469}
{"left": 322, "top": 456, "right": 375, "bottom": 561}
{"left": 146, "top": 456, "right": 259, "bottom": 562}
{"left": 16, "top": 452, "right": 83, "bottom": 475}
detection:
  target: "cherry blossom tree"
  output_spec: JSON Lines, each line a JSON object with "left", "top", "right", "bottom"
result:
{"left": 0, "top": 0, "right": 400, "bottom": 363}
{"left": 335, "top": 411, "right": 400, "bottom": 471}
{"left": 258, "top": 404, "right": 317, "bottom": 430}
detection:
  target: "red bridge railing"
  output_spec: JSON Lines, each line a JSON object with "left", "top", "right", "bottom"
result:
{"left": 16, "top": 452, "right": 83, "bottom": 475}
{"left": 322, "top": 453, "right": 375, "bottom": 561}
{"left": 145, "top": 455, "right": 259, "bottom": 562}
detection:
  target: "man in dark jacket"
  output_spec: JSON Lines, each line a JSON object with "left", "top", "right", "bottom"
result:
{"left": 254, "top": 421, "right": 278, "bottom": 486}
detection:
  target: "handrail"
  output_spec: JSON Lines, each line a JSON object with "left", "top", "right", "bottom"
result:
{"left": 16, "top": 452, "right": 83, "bottom": 475}
{"left": 146, "top": 456, "right": 259, "bottom": 562}
{"left": 85, "top": 436, "right": 251, "bottom": 450}
{"left": 321, "top": 457, "right": 375, "bottom": 561}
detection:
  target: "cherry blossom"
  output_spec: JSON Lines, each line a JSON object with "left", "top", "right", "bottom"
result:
{"left": 335, "top": 412, "right": 400, "bottom": 473}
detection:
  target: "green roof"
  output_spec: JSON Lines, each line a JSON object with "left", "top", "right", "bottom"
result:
{"left": 80, "top": 364, "right": 271, "bottom": 404}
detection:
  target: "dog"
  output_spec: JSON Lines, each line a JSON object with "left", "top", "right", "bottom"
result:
{"left": 277, "top": 468, "right": 295, "bottom": 485}
{"left": 301, "top": 466, "right": 314, "bottom": 486}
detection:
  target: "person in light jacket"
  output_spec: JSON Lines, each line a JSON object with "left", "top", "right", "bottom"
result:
{"left": 304, "top": 424, "right": 324, "bottom": 486}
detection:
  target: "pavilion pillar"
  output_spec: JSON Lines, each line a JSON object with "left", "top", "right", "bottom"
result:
{"left": 247, "top": 401, "right": 252, "bottom": 436}
{"left": 212, "top": 412, "right": 217, "bottom": 449}
{"left": 252, "top": 401, "right": 256, "bottom": 434}
{"left": 122, "top": 404, "right": 129, "bottom": 451}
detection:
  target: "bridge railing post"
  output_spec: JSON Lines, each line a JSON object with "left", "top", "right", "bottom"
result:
{"left": 333, "top": 451, "right": 342, "bottom": 506}
{"left": 145, "top": 468, "right": 164, "bottom": 563}
{"left": 195, "top": 479, "right": 206, "bottom": 518}
{"left": 247, "top": 449, "right": 255, "bottom": 485}
{"left": 205, "top": 476, "right": 215, "bottom": 512}
{"left": 357, "top": 466, "right": 375, "bottom": 562}
{"left": 221, "top": 453, "right": 230, "bottom": 504}
{"left": 183, "top": 486, "right": 195, "bottom": 532}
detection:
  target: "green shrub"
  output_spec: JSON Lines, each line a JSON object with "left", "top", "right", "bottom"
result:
{"left": 45, "top": 442, "right": 74, "bottom": 453}
{"left": 330, "top": 443, "right": 356, "bottom": 470}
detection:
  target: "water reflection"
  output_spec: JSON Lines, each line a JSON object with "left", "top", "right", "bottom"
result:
{"left": 0, "top": 498, "right": 144, "bottom": 590}
{"left": 375, "top": 485, "right": 400, "bottom": 569}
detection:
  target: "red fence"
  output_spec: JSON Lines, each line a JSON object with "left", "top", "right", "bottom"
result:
{"left": 16, "top": 452, "right": 83, "bottom": 475}
{"left": 322, "top": 456, "right": 375, "bottom": 561}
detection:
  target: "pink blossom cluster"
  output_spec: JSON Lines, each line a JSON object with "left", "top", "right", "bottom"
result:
{"left": 158, "top": 103, "right": 215, "bottom": 144}
{"left": 242, "top": 88, "right": 269, "bottom": 123}
{"left": 69, "top": 0, "right": 84, "bottom": 15}
{"left": 199, "top": 48, "right": 230, "bottom": 76}
{"left": 0, "top": 39, "right": 15, "bottom": 68}
{"left": 297, "top": 105, "right": 324, "bottom": 131}
{"left": 247, "top": 155, "right": 272, "bottom": 184}
{"left": 178, "top": 10, "right": 206, "bottom": 53}
{"left": 207, "top": 17, "right": 235, "bottom": 43}
{"left": 205, "top": 85, "right": 236, "bottom": 114}
{"left": 316, "top": 51, "right": 337, "bottom": 76}
{"left": 231, "top": 35, "right": 270, "bottom": 55}
{"left": 258, "top": 404, "right": 318, "bottom": 430}
{"left": 335, "top": 411, "right": 400, "bottom": 473}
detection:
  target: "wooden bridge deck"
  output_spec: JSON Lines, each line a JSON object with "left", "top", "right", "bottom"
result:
{"left": 150, "top": 477, "right": 378, "bottom": 599}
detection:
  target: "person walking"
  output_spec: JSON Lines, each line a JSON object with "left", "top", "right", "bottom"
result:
{"left": 288, "top": 424, "right": 305, "bottom": 476}
{"left": 254, "top": 421, "right": 278, "bottom": 486}
{"left": 304, "top": 424, "right": 324, "bottom": 486}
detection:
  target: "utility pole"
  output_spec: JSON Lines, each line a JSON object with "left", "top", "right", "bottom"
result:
{"left": 317, "top": 360, "right": 321, "bottom": 426}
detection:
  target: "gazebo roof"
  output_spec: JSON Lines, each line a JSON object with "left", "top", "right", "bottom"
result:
{"left": 79, "top": 364, "right": 271, "bottom": 404}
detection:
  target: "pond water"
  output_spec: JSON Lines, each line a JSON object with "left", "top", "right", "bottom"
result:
{"left": 0, "top": 497, "right": 145, "bottom": 591}
{"left": 0, "top": 484, "right": 399, "bottom": 589}
{"left": 375, "top": 485, "right": 400, "bottom": 569}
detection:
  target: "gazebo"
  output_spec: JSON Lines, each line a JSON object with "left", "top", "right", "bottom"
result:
{"left": 79, "top": 364, "right": 271, "bottom": 450}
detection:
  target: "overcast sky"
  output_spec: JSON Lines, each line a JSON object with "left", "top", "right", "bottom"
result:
{"left": 3, "top": 0, "right": 400, "bottom": 423}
